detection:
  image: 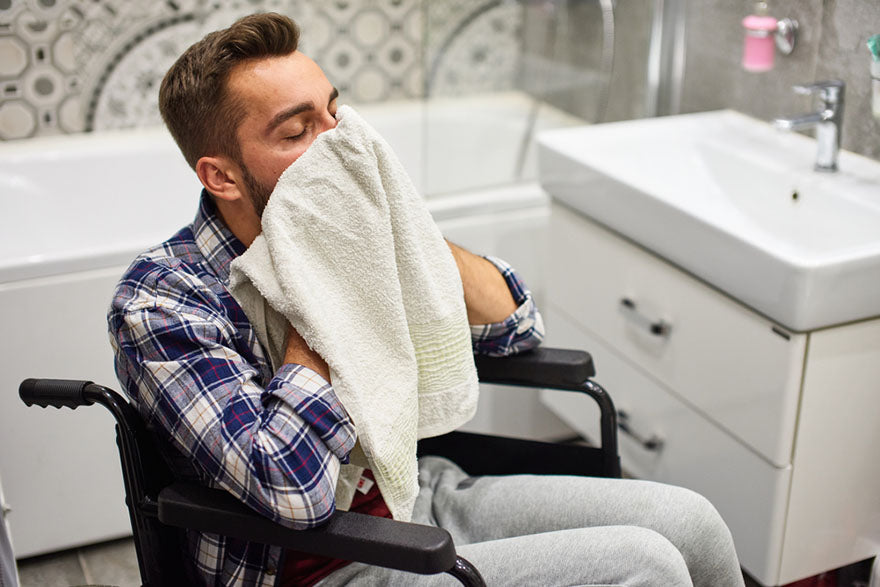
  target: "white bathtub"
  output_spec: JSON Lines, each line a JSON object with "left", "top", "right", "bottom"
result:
{"left": 0, "top": 92, "right": 581, "bottom": 557}
{"left": 0, "top": 92, "right": 580, "bottom": 284}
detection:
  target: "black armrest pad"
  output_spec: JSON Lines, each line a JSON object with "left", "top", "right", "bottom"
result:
{"left": 475, "top": 347, "right": 595, "bottom": 388}
{"left": 158, "top": 482, "right": 456, "bottom": 575}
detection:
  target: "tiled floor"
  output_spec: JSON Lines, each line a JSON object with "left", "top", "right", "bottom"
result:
{"left": 15, "top": 535, "right": 765, "bottom": 587}
{"left": 12, "top": 538, "right": 869, "bottom": 587}
{"left": 16, "top": 537, "right": 140, "bottom": 587}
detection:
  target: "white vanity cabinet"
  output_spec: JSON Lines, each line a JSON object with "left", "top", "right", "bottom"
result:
{"left": 541, "top": 203, "right": 880, "bottom": 586}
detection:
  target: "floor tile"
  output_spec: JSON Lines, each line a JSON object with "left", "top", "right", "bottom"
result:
{"left": 16, "top": 549, "right": 85, "bottom": 587}
{"left": 78, "top": 537, "right": 139, "bottom": 587}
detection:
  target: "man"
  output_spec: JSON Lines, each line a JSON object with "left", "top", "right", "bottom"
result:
{"left": 108, "top": 12, "right": 745, "bottom": 587}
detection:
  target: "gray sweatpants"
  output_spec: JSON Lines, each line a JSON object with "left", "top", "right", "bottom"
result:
{"left": 317, "top": 457, "right": 744, "bottom": 587}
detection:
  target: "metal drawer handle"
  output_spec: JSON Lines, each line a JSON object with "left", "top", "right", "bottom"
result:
{"left": 617, "top": 409, "right": 664, "bottom": 452}
{"left": 620, "top": 297, "right": 671, "bottom": 337}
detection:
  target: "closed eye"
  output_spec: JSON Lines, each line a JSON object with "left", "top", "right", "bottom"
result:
{"left": 285, "top": 126, "right": 308, "bottom": 141}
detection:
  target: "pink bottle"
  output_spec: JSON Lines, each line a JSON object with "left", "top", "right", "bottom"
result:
{"left": 742, "top": 14, "right": 778, "bottom": 72}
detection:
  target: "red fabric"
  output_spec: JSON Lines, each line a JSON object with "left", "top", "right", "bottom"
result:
{"left": 281, "top": 470, "right": 392, "bottom": 586}
{"left": 782, "top": 573, "right": 838, "bottom": 587}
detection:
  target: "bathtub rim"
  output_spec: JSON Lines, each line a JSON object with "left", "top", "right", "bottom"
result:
{"left": 1, "top": 181, "right": 550, "bottom": 285}
{"left": 3, "top": 91, "right": 575, "bottom": 284}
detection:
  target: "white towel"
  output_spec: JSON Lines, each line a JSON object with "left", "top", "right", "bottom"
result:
{"left": 228, "top": 105, "right": 479, "bottom": 522}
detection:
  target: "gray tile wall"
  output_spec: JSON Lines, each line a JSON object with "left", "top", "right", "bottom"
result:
{"left": 524, "top": 0, "right": 880, "bottom": 160}
{"left": 519, "top": 0, "right": 655, "bottom": 124}
{"left": 681, "top": 0, "right": 880, "bottom": 160}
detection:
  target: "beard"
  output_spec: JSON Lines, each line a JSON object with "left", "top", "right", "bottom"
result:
{"left": 238, "top": 161, "right": 274, "bottom": 219}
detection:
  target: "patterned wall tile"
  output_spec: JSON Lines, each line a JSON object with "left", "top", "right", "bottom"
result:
{"left": 425, "top": 0, "right": 523, "bottom": 96}
{"left": 0, "top": 0, "right": 255, "bottom": 136}
{"left": 1, "top": 0, "right": 528, "bottom": 140}
{"left": 304, "top": 0, "right": 423, "bottom": 103}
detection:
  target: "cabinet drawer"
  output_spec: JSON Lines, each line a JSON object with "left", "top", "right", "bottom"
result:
{"left": 546, "top": 204, "right": 806, "bottom": 467}
{"left": 541, "top": 304, "right": 790, "bottom": 586}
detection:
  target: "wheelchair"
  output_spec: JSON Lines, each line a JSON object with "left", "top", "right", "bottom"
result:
{"left": 20, "top": 347, "right": 620, "bottom": 586}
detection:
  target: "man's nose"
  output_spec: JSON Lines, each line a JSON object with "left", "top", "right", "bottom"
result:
{"left": 318, "top": 111, "right": 337, "bottom": 133}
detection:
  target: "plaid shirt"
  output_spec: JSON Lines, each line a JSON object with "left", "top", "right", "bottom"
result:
{"left": 108, "top": 191, "right": 544, "bottom": 586}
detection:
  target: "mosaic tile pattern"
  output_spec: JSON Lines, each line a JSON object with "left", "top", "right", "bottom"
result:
{"left": 425, "top": 0, "right": 523, "bottom": 96}
{"left": 0, "top": 0, "right": 523, "bottom": 139}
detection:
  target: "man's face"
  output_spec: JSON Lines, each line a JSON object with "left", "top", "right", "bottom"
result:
{"left": 227, "top": 51, "right": 339, "bottom": 217}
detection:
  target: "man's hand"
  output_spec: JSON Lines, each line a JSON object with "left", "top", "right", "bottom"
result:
{"left": 284, "top": 325, "right": 331, "bottom": 382}
{"left": 447, "top": 241, "right": 518, "bottom": 325}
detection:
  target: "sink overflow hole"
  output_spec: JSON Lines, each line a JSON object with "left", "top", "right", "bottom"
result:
{"left": 791, "top": 190, "right": 799, "bottom": 202}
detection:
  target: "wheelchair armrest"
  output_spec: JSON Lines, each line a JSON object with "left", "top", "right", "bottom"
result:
{"left": 475, "top": 347, "right": 595, "bottom": 388}
{"left": 157, "top": 482, "right": 457, "bottom": 575}
{"left": 474, "top": 347, "right": 621, "bottom": 478}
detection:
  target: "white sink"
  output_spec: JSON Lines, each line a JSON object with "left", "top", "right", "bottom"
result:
{"left": 538, "top": 110, "right": 880, "bottom": 331}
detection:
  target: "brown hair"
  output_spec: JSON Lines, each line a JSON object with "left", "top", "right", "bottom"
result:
{"left": 159, "top": 12, "right": 300, "bottom": 169}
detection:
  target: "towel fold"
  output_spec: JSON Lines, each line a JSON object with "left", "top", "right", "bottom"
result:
{"left": 228, "top": 105, "right": 479, "bottom": 522}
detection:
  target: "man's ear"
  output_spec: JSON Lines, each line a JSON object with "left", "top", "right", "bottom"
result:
{"left": 196, "top": 156, "right": 245, "bottom": 202}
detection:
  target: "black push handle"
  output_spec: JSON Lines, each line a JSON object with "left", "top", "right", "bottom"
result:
{"left": 19, "top": 378, "right": 96, "bottom": 410}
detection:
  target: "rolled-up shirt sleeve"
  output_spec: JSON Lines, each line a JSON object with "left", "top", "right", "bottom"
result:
{"left": 109, "top": 262, "right": 356, "bottom": 530}
{"left": 470, "top": 255, "right": 545, "bottom": 357}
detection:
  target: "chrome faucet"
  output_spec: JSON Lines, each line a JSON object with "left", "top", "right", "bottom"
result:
{"left": 773, "top": 80, "right": 845, "bottom": 172}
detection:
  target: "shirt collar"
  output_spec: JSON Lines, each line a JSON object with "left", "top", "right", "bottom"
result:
{"left": 192, "top": 189, "right": 247, "bottom": 284}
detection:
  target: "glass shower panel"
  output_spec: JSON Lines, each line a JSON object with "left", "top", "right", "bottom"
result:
{"left": 421, "top": 0, "right": 656, "bottom": 198}
{"left": 2, "top": 0, "right": 654, "bottom": 196}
